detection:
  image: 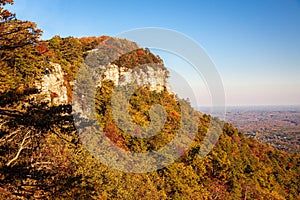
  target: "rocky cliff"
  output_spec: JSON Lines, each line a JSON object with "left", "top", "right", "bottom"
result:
{"left": 34, "top": 62, "right": 69, "bottom": 106}
{"left": 101, "top": 64, "right": 171, "bottom": 92}
{"left": 35, "top": 61, "right": 170, "bottom": 108}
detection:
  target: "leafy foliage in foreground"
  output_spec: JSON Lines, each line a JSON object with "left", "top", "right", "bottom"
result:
{"left": 1, "top": 93, "right": 299, "bottom": 199}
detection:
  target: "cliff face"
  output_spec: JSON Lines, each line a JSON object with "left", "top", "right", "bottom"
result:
{"left": 72, "top": 62, "right": 171, "bottom": 118}
{"left": 101, "top": 64, "right": 170, "bottom": 92}
{"left": 35, "top": 63, "right": 69, "bottom": 106}
{"left": 35, "top": 61, "right": 170, "bottom": 108}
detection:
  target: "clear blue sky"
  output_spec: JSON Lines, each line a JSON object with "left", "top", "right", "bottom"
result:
{"left": 7, "top": 0, "right": 300, "bottom": 106}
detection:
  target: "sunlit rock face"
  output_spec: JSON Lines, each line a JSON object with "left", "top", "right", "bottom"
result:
{"left": 101, "top": 64, "right": 171, "bottom": 92}
{"left": 35, "top": 63, "right": 69, "bottom": 106}
{"left": 35, "top": 60, "right": 170, "bottom": 108}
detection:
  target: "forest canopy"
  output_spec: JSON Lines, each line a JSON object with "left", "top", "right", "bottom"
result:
{"left": 0, "top": 1, "right": 299, "bottom": 199}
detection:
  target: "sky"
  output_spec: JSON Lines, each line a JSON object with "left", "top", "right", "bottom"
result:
{"left": 7, "top": 0, "right": 300, "bottom": 106}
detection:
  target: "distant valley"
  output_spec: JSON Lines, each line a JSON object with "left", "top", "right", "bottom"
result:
{"left": 199, "top": 105, "right": 300, "bottom": 153}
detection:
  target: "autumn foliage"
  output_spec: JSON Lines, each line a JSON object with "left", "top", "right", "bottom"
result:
{"left": 0, "top": 2, "right": 299, "bottom": 199}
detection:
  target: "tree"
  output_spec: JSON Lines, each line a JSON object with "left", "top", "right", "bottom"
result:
{"left": 0, "top": 0, "right": 42, "bottom": 51}
{"left": 0, "top": 0, "right": 43, "bottom": 92}
{"left": 0, "top": 0, "right": 14, "bottom": 22}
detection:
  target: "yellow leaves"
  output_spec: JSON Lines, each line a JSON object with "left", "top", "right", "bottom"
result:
{"left": 0, "top": 13, "right": 44, "bottom": 92}
{"left": 163, "top": 163, "right": 210, "bottom": 199}
{"left": 0, "top": 20, "right": 42, "bottom": 50}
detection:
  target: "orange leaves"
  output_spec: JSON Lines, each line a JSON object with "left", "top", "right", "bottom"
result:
{"left": 0, "top": 0, "right": 14, "bottom": 5}
{"left": 0, "top": 0, "right": 15, "bottom": 22}
{"left": 15, "top": 85, "right": 25, "bottom": 95}
{"left": 170, "top": 111, "right": 180, "bottom": 120}
{"left": 104, "top": 122, "right": 128, "bottom": 150}
{"left": 50, "top": 92, "right": 58, "bottom": 98}
{"left": 137, "top": 50, "right": 144, "bottom": 56}
{"left": 78, "top": 35, "right": 110, "bottom": 51}
{"left": 36, "top": 43, "right": 48, "bottom": 55}
{"left": 112, "top": 48, "right": 162, "bottom": 69}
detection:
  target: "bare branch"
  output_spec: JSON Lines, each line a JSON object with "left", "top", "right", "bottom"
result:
{"left": 6, "top": 130, "right": 31, "bottom": 166}
{"left": 0, "top": 129, "right": 21, "bottom": 145}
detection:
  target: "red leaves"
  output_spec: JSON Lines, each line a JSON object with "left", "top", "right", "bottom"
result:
{"left": 50, "top": 92, "right": 58, "bottom": 98}
{"left": 36, "top": 44, "right": 49, "bottom": 55}
{"left": 285, "top": 189, "right": 290, "bottom": 193}
{"left": 137, "top": 50, "right": 144, "bottom": 56}
{"left": 104, "top": 122, "right": 128, "bottom": 150}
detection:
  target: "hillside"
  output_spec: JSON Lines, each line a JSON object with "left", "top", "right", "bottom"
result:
{"left": 1, "top": 1, "right": 300, "bottom": 199}
{"left": 215, "top": 106, "right": 300, "bottom": 153}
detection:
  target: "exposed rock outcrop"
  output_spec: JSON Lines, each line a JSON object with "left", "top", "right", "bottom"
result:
{"left": 34, "top": 56, "right": 170, "bottom": 108}
{"left": 101, "top": 64, "right": 171, "bottom": 92}
{"left": 73, "top": 62, "right": 171, "bottom": 118}
{"left": 35, "top": 63, "right": 69, "bottom": 106}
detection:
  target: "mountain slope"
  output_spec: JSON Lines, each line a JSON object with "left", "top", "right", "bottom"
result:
{"left": 0, "top": 1, "right": 299, "bottom": 199}
{"left": 0, "top": 35, "right": 299, "bottom": 199}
